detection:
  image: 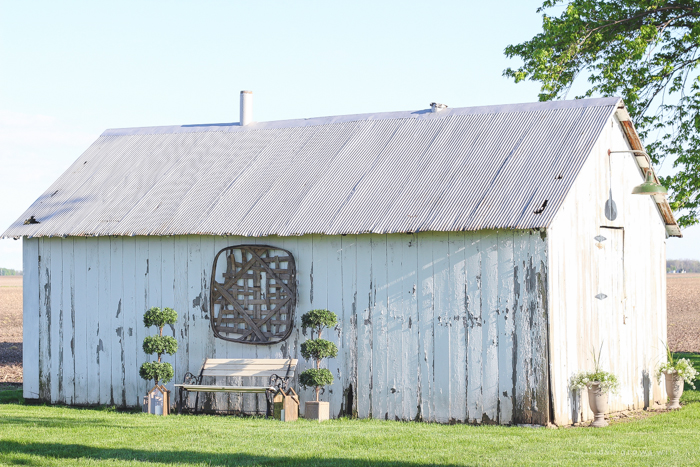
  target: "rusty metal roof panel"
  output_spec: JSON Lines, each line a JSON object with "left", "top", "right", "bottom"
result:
{"left": 5, "top": 97, "right": 642, "bottom": 238}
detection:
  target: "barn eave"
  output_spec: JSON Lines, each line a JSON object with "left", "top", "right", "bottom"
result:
{"left": 614, "top": 104, "right": 681, "bottom": 238}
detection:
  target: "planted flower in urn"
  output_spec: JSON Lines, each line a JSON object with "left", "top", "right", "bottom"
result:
{"left": 299, "top": 309, "right": 338, "bottom": 422}
{"left": 570, "top": 344, "right": 619, "bottom": 428}
{"left": 656, "top": 343, "right": 698, "bottom": 410}
{"left": 140, "top": 307, "right": 178, "bottom": 415}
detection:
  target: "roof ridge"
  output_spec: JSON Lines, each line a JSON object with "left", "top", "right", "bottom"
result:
{"left": 101, "top": 97, "right": 621, "bottom": 137}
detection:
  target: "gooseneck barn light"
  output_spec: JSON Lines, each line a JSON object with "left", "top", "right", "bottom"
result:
{"left": 631, "top": 171, "right": 668, "bottom": 196}
{"left": 607, "top": 149, "right": 668, "bottom": 196}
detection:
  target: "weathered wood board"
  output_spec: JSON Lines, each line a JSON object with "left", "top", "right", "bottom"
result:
{"left": 22, "top": 238, "right": 40, "bottom": 400}
{"left": 25, "top": 229, "right": 550, "bottom": 424}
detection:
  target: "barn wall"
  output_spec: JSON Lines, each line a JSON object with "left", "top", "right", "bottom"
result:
{"left": 22, "top": 237, "right": 40, "bottom": 400}
{"left": 547, "top": 114, "right": 668, "bottom": 426}
{"left": 24, "top": 229, "right": 549, "bottom": 424}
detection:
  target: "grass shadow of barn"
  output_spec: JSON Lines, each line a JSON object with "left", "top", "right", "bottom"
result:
{"left": 0, "top": 440, "right": 471, "bottom": 467}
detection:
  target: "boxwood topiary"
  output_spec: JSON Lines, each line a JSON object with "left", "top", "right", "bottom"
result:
{"left": 142, "top": 335, "right": 178, "bottom": 356}
{"left": 301, "top": 309, "right": 338, "bottom": 335}
{"left": 299, "top": 368, "right": 334, "bottom": 390}
{"left": 300, "top": 339, "right": 338, "bottom": 362}
{"left": 298, "top": 309, "right": 338, "bottom": 402}
{"left": 139, "top": 361, "right": 174, "bottom": 385}
{"left": 143, "top": 306, "right": 177, "bottom": 329}
{"left": 140, "top": 307, "right": 178, "bottom": 386}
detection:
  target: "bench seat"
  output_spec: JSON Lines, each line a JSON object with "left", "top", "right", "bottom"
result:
{"left": 175, "top": 357, "right": 297, "bottom": 415}
{"left": 175, "top": 384, "right": 274, "bottom": 393}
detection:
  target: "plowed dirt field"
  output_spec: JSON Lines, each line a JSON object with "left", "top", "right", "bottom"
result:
{"left": 667, "top": 273, "right": 700, "bottom": 353}
{"left": 0, "top": 276, "right": 22, "bottom": 383}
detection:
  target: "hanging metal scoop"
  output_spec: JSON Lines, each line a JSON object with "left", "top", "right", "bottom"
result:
{"left": 605, "top": 188, "right": 617, "bottom": 221}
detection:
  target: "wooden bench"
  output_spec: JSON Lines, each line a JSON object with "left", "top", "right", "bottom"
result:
{"left": 174, "top": 358, "right": 297, "bottom": 416}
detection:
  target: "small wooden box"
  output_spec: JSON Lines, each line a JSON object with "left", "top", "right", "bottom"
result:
{"left": 273, "top": 388, "right": 299, "bottom": 422}
{"left": 146, "top": 384, "right": 171, "bottom": 416}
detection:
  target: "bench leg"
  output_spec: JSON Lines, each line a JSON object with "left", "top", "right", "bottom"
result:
{"left": 266, "top": 390, "right": 273, "bottom": 418}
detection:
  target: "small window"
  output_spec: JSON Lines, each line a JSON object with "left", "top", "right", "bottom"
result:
{"left": 210, "top": 245, "right": 296, "bottom": 344}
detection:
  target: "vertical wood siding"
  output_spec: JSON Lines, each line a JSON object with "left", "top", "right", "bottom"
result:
{"left": 22, "top": 238, "right": 40, "bottom": 400}
{"left": 547, "top": 114, "right": 667, "bottom": 426}
{"left": 24, "top": 229, "right": 549, "bottom": 424}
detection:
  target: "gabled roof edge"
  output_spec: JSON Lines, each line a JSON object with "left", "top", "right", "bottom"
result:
{"left": 614, "top": 102, "right": 682, "bottom": 238}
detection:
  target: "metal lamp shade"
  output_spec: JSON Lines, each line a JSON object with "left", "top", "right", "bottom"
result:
{"left": 632, "top": 171, "right": 668, "bottom": 196}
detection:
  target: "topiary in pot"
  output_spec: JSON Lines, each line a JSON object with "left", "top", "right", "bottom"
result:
{"left": 140, "top": 307, "right": 178, "bottom": 415}
{"left": 299, "top": 309, "right": 338, "bottom": 421}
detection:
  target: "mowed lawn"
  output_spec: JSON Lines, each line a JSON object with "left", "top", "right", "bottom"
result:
{"left": 1, "top": 356, "right": 699, "bottom": 467}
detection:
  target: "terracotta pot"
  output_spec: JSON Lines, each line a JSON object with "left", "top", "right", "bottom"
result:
{"left": 664, "top": 371, "right": 684, "bottom": 409}
{"left": 587, "top": 383, "right": 609, "bottom": 427}
{"left": 305, "top": 401, "right": 330, "bottom": 421}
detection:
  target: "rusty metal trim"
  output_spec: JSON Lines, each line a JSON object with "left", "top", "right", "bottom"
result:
{"left": 616, "top": 105, "right": 682, "bottom": 237}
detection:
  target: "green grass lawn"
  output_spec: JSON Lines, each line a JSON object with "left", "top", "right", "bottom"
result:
{"left": 1, "top": 355, "right": 699, "bottom": 467}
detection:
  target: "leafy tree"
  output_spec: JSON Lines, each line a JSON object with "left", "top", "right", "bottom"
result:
{"left": 667, "top": 258, "right": 700, "bottom": 272}
{"left": 504, "top": 0, "right": 700, "bottom": 227}
{"left": 0, "top": 268, "right": 22, "bottom": 276}
{"left": 139, "top": 307, "right": 178, "bottom": 386}
{"left": 299, "top": 309, "right": 338, "bottom": 402}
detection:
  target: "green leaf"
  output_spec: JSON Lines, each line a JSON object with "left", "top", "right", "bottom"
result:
{"left": 504, "top": 0, "right": 700, "bottom": 228}
{"left": 139, "top": 362, "right": 174, "bottom": 385}
{"left": 570, "top": 370, "right": 620, "bottom": 393}
{"left": 142, "top": 335, "right": 178, "bottom": 357}
{"left": 143, "top": 307, "right": 178, "bottom": 329}
{"left": 299, "top": 368, "right": 334, "bottom": 390}
{"left": 301, "top": 309, "right": 338, "bottom": 335}
{"left": 300, "top": 339, "right": 338, "bottom": 361}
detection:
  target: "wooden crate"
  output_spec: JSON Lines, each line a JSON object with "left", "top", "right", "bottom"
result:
{"left": 273, "top": 388, "right": 299, "bottom": 422}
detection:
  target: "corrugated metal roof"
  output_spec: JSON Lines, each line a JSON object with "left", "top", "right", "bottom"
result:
{"left": 4, "top": 97, "right": 650, "bottom": 238}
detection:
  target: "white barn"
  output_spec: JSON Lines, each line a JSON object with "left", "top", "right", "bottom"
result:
{"left": 4, "top": 96, "right": 680, "bottom": 426}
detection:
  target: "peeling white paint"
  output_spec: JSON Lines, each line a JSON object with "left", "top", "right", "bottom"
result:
{"left": 25, "top": 230, "right": 550, "bottom": 424}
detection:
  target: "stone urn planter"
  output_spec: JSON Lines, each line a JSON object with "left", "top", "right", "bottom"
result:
{"left": 656, "top": 345, "right": 697, "bottom": 410}
{"left": 587, "top": 382, "right": 609, "bottom": 427}
{"left": 571, "top": 344, "right": 619, "bottom": 428}
{"left": 305, "top": 401, "right": 330, "bottom": 422}
{"left": 664, "top": 371, "right": 684, "bottom": 410}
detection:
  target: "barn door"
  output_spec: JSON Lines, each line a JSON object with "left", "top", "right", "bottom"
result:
{"left": 598, "top": 228, "right": 624, "bottom": 311}
{"left": 596, "top": 227, "right": 625, "bottom": 366}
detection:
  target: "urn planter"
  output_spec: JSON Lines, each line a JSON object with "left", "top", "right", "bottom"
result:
{"left": 305, "top": 401, "right": 330, "bottom": 422}
{"left": 664, "top": 371, "right": 684, "bottom": 409}
{"left": 587, "top": 383, "right": 609, "bottom": 427}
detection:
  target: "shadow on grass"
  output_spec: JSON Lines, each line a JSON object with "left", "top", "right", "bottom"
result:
{"left": 0, "top": 415, "right": 149, "bottom": 429}
{"left": 0, "top": 387, "right": 22, "bottom": 404}
{"left": 0, "top": 440, "right": 470, "bottom": 467}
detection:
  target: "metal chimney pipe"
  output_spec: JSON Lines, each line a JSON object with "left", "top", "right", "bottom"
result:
{"left": 240, "top": 90, "right": 253, "bottom": 126}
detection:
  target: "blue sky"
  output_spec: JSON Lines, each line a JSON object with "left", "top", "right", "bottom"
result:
{"left": 1, "top": 0, "right": 698, "bottom": 270}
